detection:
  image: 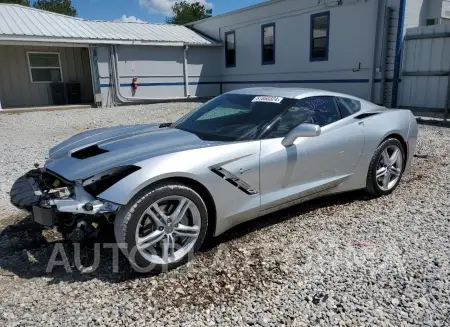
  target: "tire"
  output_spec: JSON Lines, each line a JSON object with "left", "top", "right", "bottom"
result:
{"left": 365, "top": 138, "right": 405, "bottom": 197}
{"left": 10, "top": 173, "right": 41, "bottom": 212}
{"left": 114, "top": 181, "right": 208, "bottom": 273}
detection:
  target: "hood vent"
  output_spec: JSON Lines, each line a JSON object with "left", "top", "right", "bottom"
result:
{"left": 71, "top": 145, "right": 109, "bottom": 159}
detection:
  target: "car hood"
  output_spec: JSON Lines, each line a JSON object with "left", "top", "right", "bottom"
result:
{"left": 45, "top": 123, "right": 215, "bottom": 181}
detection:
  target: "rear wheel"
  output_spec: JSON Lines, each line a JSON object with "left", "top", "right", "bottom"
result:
{"left": 114, "top": 181, "right": 208, "bottom": 273}
{"left": 365, "top": 138, "right": 405, "bottom": 196}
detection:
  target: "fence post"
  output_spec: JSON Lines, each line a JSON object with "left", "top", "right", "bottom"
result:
{"left": 445, "top": 71, "right": 450, "bottom": 122}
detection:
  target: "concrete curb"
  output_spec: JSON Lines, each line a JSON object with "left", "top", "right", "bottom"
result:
{"left": 0, "top": 104, "right": 93, "bottom": 114}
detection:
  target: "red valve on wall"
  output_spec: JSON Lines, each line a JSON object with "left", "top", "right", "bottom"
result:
{"left": 132, "top": 77, "right": 138, "bottom": 90}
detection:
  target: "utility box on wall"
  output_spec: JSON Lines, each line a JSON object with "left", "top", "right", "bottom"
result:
{"left": 50, "top": 82, "right": 66, "bottom": 105}
{"left": 66, "top": 82, "right": 81, "bottom": 104}
{"left": 50, "top": 82, "right": 82, "bottom": 105}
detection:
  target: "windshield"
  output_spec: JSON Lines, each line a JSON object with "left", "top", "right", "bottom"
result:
{"left": 173, "top": 94, "right": 298, "bottom": 141}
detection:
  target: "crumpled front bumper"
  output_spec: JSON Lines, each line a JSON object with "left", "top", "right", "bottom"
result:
{"left": 10, "top": 169, "right": 120, "bottom": 227}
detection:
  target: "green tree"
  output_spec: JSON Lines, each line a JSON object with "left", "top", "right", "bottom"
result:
{"left": 33, "top": 0, "right": 77, "bottom": 16}
{"left": 0, "top": 0, "right": 31, "bottom": 5}
{"left": 166, "top": 1, "right": 212, "bottom": 25}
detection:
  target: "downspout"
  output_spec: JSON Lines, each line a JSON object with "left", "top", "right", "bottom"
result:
{"left": 368, "top": 0, "right": 383, "bottom": 102}
{"left": 391, "top": 0, "right": 407, "bottom": 108}
{"left": 183, "top": 45, "right": 190, "bottom": 97}
{"left": 111, "top": 45, "right": 197, "bottom": 103}
{"left": 379, "top": 7, "right": 392, "bottom": 106}
{"left": 88, "top": 47, "right": 102, "bottom": 107}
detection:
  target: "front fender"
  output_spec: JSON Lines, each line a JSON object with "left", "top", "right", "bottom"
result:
{"left": 96, "top": 141, "right": 262, "bottom": 237}
{"left": 97, "top": 167, "right": 206, "bottom": 205}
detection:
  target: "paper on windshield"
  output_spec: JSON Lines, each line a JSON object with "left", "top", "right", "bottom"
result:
{"left": 251, "top": 96, "right": 284, "bottom": 104}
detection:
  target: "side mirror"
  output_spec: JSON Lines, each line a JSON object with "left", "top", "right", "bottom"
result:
{"left": 281, "top": 124, "right": 321, "bottom": 147}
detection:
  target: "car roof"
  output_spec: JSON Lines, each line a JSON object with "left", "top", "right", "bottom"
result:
{"left": 226, "top": 87, "right": 316, "bottom": 98}
{"left": 226, "top": 87, "right": 378, "bottom": 107}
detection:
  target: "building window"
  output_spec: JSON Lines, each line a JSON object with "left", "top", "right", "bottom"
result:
{"left": 27, "top": 52, "right": 63, "bottom": 83}
{"left": 426, "top": 18, "right": 437, "bottom": 26}
{"left": 225, "top": 31, "right": 236, "bottom": 67}
{"left": 262, "top": 23, "right": 275, "bottom": 65}
{"left": 310, "top": 11, "right": 330, "bottom": 61}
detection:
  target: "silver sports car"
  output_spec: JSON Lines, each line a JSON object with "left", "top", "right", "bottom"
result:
{"left": 10, "top": 87, "right": 418, "bottom": 272}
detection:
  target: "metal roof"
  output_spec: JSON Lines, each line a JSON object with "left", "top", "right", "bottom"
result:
{"left": 0, "top": 4, "right": 218, "bottom": 46}
{"left": 186, "top": 0, "right": 285, "bottom": 26}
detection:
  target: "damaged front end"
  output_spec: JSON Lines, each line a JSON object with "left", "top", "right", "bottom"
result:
{"left": 10, "top": 167, "right": 128, "bottom": 241}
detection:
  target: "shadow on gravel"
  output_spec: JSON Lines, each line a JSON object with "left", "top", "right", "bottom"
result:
{"left": 202, "top": 190, "right": 372, "bottom": 251}
{"left": 416, "top": 118, "right": 450, "bottom": 129}
{"left": 0, "top": 191, "right": 371, "bottom": 284}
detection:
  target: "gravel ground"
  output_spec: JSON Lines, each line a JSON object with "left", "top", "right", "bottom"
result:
{"left": 0, "top": 104, "right": 449, "bottom": 327}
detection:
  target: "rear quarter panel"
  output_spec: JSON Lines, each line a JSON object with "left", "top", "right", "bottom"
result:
{"left": 336, "top": 109, "right": 415, "bottom": 191}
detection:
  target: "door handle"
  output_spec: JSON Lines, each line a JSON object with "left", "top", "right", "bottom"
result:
{"left": 239, "top": 167, "right": 252, "bottom": 174}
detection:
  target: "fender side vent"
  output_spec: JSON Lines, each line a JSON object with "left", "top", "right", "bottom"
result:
{"left": 210, "top": 166, "right": 258, "bottom": 195}
{"left": 72, "top": 145, "right": 109, "bottom": 159}
{"left": 355, "top": 112, "right": 381, "bottom": 119}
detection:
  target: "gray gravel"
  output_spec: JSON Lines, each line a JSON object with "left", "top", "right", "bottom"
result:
{"left": 0, "top": 103, "right": 199, "bottom": 220}
{"left": 0, "top": 105, "right": 449, "bottom": 327}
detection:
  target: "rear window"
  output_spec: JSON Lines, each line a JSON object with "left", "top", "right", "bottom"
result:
{"left": 336, "top": 97, "right": 361, "bottom": 117}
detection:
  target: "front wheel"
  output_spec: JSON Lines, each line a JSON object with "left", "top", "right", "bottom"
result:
{"left": 365, "top": 138, "right": 405, "bottom": 196}
{"left": 114, "top": 181, "right": 208, "bottom": 273}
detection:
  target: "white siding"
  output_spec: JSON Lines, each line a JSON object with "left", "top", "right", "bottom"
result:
{"left": 191, "top": 0, "right": 405, "bottom": 104}
{"left": 398, "top": 24, "right": 450, "bottom": 117}
{"left": 425, "top": 0, "right": 445, "bottom": 23}
{"left": 97, "top": 45, "right": 221, "bottom": 106}
{"left": 402, "top": 0, "right": 445, "bottom": 28}
{"left": 404, "top": 0, "right": 427, "bottom": 29}
{"left": 5, "top": 0, "right": 435, "bottom": 109}
{"left": 0, "top": 45, "right": 93, "bottom": 108}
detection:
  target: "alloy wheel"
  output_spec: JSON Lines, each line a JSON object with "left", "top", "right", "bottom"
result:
{"left": 375, "top": 145, "right": 403, "bottom": 191}
{"left": 135, "top": 195, "right": 201, "bottom": 265}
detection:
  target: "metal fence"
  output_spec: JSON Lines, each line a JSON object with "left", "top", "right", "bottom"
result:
{"left": 398, "top": 24, "right": 450, "bottom": 121}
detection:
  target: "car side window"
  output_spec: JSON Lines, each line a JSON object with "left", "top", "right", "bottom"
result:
{"left": 298, "top": 96, "right": 341, "bottom": 126}
{"left": 335, "top": 97, "right": 361, "bottom": 117}
{"left": 265, "top": 96, "right": 341, "bottom": 138}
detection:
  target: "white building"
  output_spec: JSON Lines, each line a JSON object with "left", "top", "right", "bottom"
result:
{"left": 0, "top": 4, "right": 220, "bottom": 108}
{"left": 0, "top": 0, "right": 447, "bottom": 109}
{"left": 188, "top": 0, "right": 450, "bottom": 107}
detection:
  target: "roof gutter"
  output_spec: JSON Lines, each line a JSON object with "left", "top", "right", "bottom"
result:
{"left": 0, "top": 36, "right": 218, "bottom": 47}
{"left": 0, "top": 40, "right": 90, "bottom": 47}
